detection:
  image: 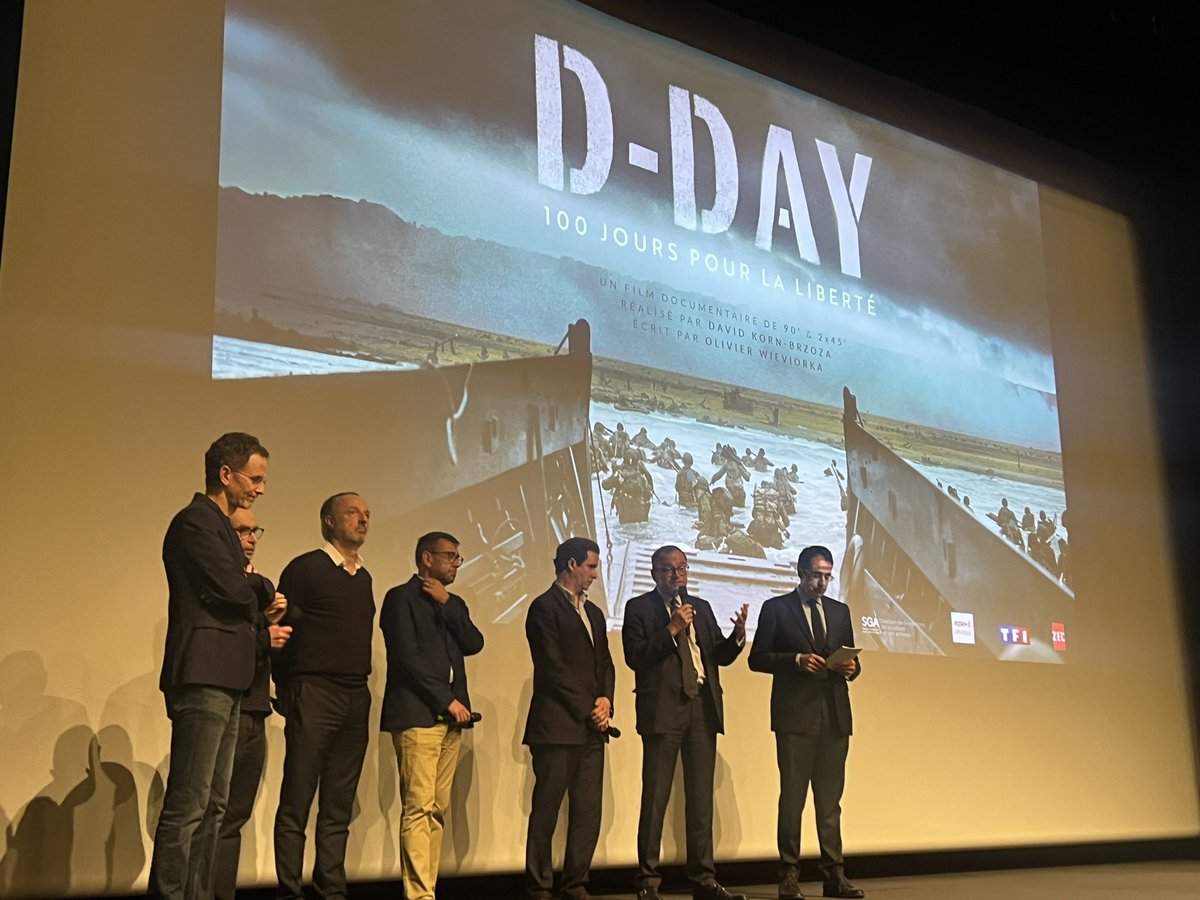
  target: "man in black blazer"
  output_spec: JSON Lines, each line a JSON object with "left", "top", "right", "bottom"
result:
{"left": 748, "top": 546, "right": 864, "bottom": 900}
{"left": 380, "top": 531, "right": 485, "bottom": 900}
{"left": 523, "top": 536, "right": 615, "bottom": 900}
{"left": 622, "top": 545, "right": 748, "bottom": 900}
{"left": 213, "top": 507, "right": 292, "bottom": 900}
{"left": 151, "top": 432, "right": 278, "bottom": 900}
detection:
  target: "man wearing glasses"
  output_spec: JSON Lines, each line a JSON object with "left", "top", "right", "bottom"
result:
{"left": 622, "top": 545, "right": 748, "bottom": 900}
{"left": 152, "top": 432, "right": 276, "bottom": 900}
{"left": 748, "top": 546, "right": 864, "bottom": 900}
{"left": 379, "top": 532, "right": 485, "bottom": 900}
{"left": 213, "top": 508, "right": 292, "bottom": 900}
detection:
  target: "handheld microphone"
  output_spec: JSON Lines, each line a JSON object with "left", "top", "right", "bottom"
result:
{"left": 436, "top": 711, "right": 483, "bottom": 724}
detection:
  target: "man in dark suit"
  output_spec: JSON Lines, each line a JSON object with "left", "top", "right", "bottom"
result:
{"left": 151, "top": 432, "right": 278, "bottom": 900}
{"left": 523, "top": 536, "right": 615, "bottom": 900}
{"left": 213, "top": 507, "right": 292, "bottom": 900}
{"left": 380, "top": 531, "right": 485, "bottom": 900}
{"left": 622, "top": 545, "right": 748, "bottom": 900}
{"left": 748, "top": 546, "right": 864, "bottom": 900}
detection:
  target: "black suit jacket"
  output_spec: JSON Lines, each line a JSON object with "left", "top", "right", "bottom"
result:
{"left": 622, "top": 590, "right": 743, "bottom": 735}
{"left": 522, "top": 583, "right": 615, "bottom": 746}
{"left": 379, "top": 575, "right": 485, "bottom": 732}
{"left": 747, "top": 589, "right": 861, "bottom": 736}
{"left": 159, "top": 493, "right": 267, "bottom": 695}
{"left": 241, "top": 571, "right": 278, "bottom": 715}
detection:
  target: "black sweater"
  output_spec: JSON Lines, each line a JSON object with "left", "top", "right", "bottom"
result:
{"left": 273, "top": 549, "right": 375, "bottom": 690}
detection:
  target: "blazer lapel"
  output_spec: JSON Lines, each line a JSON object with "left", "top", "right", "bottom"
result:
{"left": 652, "top": 593, "right": 671, "bottom": 629}
{"left": 784, "top": 588, "right": 818, "bottom": 652}
{"left": 558, "top": 590, "right": 593, "bottom": 645}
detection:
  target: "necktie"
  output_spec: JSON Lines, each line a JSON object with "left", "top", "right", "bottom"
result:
{"left": 673, "top": 596, "right": 700, "bottom": 699}
{"left": 808, "top": 597, "right": 826, "bottom": 652}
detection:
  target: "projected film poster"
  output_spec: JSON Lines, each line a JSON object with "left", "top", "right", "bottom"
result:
{"left": 213, "top": 0, "right": 1073, "bottom": 662}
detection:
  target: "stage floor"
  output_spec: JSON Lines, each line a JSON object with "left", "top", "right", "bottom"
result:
{"left": 604, "top": 860, "right": 1200, "bottom": 899}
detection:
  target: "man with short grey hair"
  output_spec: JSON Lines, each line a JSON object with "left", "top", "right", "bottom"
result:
{"left": 273, "top": 492, "right": 375, "bottom": 900}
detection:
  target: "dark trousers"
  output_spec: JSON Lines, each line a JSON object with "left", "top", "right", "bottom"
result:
{"left": 213, "top": 712, "right": 267, "bottom": 900}
{"left": 525, "top": 740, "right": 605, "bottom": 899}
{"left": 637, "top": 693, "right": 718, "bottom": 889}
{"left": 775, "top": 698, "right": 849, "bottom": 884}
{"left": 149, "top": 685, "right": 241, "bottom": 900}
{"left": 273, "top": 681, "right": 371, "bottom": 900}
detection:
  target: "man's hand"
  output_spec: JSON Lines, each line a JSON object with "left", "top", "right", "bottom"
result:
{"left": 269, "top": 624, "right": 293, "bottom": 649}
{"left": 446, "top": 699, "right": 472, "bottom": 725}
{"left": 422, "top": 577, "right": 451, "bottom": 604}
{"left": 730, "top": 603, "right": 749, "bottom": 641}
{"left": 668, "top": 603, "right": 694, "bottom": 638}
{"left": 591, "top": 696, "right": 612, "bottom": 730}
{"left": 265, "top": 592, "right": 287, "bottom": 625}
{"left": 797, "top": 652, "right": 826, "bottom": 674}
{"left": 831, "top": 659, "right": 857, "bottom": 677}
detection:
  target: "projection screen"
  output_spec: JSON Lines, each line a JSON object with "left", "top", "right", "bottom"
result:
{"left": 0, "top": 0, "right": 1194, "bottom": 894}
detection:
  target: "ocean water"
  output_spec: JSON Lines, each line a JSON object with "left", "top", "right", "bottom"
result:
{"left": 587, "top": 400, "right": 1069, "bottom": 575}
{"left": 212, "top": 336, "right": 416, "bottom": 379}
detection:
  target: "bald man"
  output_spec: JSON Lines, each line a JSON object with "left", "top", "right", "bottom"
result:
{"left": 213, "top": 507, "right": 291, "bottom": 900}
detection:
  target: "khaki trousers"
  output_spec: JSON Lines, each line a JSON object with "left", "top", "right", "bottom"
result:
{"left": 392, "top": 724, "right": 462, "bottom": 900}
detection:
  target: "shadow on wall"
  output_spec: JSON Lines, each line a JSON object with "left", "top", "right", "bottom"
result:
{"left": 0, "top": 650, "right": 157, "bottom": 897}
{"left": 0, "top": 723, "right": 146, "bottom": 896}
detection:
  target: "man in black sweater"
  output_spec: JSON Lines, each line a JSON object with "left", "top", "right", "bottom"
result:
{"left": 380, "top": 531, "right": 484, "bottom": 900}
{"left": 272, "top": 492, "right": 375, "bottom": 900}
{"left": 213, "top": 507, "right": 292, "bottom": 900}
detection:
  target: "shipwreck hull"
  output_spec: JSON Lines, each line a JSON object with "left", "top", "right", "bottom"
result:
{"left": 215, "top": 323, "right": 596, "bottom": 625}
{"left": 841, "top": 395, "right": 1073, "bottom": 662}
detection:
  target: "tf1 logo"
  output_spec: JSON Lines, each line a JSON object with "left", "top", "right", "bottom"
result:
{"left": 998, "top": 625, "right": 1030, "bottom": 645}
{"left": 1051, "top": 623, "right": 1067, "bottom": 652}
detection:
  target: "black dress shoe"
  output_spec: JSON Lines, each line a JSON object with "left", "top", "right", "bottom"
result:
{"left": 779, "top": 868, "right": 806, "bottom": 899}
{"left": 694, "top": 883, "right": 747, "bottom": 900}
{"left": 823, "top": 878, "right": 865, "bottom": 899}
{"left": 637, "top": 887, "right": 663, "bottom": 900}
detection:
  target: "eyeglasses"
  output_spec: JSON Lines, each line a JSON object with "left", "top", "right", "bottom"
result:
{"left": 800, "top": 569, "right": 835, "bottom": 582}
{"left": 234, "top": 526, "right": 265, "bottom": 538}
{"left": 428, "top": 550, "right": 465, "bottom": 565}
{"left": 653, "top": 564, "right": 689, "bottom": 576}
{"left": 231, "top": 469, "right": 267, "bottom": 486}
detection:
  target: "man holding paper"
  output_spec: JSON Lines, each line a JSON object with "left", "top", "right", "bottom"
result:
{"left": 748, "top": 546, "right": 864, "bottom": 900}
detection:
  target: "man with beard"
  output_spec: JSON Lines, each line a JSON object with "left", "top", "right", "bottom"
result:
{"left": 380, "top": 532, "right": 485, "bottom": 900}
{"left": 749, "top": 546, "right": 864, "bottom": 900}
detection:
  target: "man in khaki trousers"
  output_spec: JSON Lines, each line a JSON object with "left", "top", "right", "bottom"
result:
{"left": 379, "top": 532, "right": 485, "bottom": 899}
